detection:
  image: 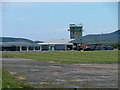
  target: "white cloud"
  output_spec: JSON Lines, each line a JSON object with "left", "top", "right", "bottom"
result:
{"left": 83, "top": 27, "right": 118, "bottom": 36}
{"left": 98, "top": 27, "right": 118, "bottom": 33}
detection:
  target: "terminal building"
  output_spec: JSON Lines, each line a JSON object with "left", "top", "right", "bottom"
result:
{"left": 0, "top": 24, "right": 83, "bottom": 51}
{"left": 38, "top": 39, "right": 74, "bottom": 51}
{"left": 38, "top": 24, "right": 83, "bottom": 51}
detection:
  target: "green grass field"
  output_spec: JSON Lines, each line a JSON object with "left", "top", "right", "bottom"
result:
{"left": 0, "top": 68, "right": 2, "bottom": 89}
{"left": 2, "top": 50, "right": 118, "bottom": 63}
{"left": 2, "top": 68, "right": 33, "bottom": 88}
{"left": 1, "top": 50, "right": 118, "bottom": 89}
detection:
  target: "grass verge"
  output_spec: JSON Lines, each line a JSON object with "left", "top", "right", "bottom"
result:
{"left": 2, "top": 50, "right": 118, "bottom": 63}
{"left": 2, "top": 68, "right": 33, "bottom": 89}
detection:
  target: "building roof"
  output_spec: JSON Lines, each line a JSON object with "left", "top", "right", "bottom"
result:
{"left": 45, "top": 39, "right": 74, "bottom": 43}
{"left": 38, "top": 39, "right": 74, "bottom": 45}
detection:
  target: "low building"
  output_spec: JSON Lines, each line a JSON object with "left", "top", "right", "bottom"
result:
{"left": 38, "top": 39, "right": 74, "bottom": 51}
{"left": 1, "top": 23, "right": 83, "bottom": 51}
{"left": 0, "top": 39, "right": 75, "bottom": 51}
{"left": 0, "top": 42, "right": 41, "bottom": 51}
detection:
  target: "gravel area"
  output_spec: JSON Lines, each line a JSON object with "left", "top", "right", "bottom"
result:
{"left": 2, "top": 58, "right": 118, "bottom": 88}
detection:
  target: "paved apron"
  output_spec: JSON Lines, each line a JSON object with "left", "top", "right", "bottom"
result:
{"left": 2, "top": 58, "right": 118, "bottom": 88}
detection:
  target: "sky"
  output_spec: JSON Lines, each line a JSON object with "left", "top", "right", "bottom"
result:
{"left": 2, "top": 2, "right": 118, "bottom": 41}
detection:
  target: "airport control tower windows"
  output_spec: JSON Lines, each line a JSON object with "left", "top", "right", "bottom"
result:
{"left": 70, "top": 27, "right": 75, "bottom": 29}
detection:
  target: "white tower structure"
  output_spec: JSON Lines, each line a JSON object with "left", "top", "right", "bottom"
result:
{"left": 68, "top": 24, "right": 83, "bottom": 44}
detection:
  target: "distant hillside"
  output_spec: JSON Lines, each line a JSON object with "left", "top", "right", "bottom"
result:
{"left": 82, "top": 30, "right": 119, "bottom": 44}
{"left": 1, "top": 30, "right": 119, "bottom": 44}
{"left": 0, "top": 37, "right": 44, "bottom": 43}
{"left": 0, "top": 37, "right": 33, "bottom": 43}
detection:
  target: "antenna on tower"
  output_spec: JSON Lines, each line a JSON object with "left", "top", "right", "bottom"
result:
{"left": 79, "top": 23, "right": 83, "bottom": 26}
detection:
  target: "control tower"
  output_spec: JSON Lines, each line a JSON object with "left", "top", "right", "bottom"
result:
{"left": 68, "top": 24, "right": 83, "bottom": 44}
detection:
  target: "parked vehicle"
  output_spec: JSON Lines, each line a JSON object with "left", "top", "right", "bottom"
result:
{"left": 77, "top": 44, "right": 114, "bottom": 51}
{"left": 104, "top": 46, "right": 114, "bottom": 50}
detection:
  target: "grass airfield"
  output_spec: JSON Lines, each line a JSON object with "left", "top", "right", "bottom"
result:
{"left": 2, "top": 50, "right": 118, "bottom": 63}
{"left": 2, "top": 50, "right": 118, "bottom": 88}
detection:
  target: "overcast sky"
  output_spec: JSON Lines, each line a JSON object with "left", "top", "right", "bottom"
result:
{"left": 2, "top": 2, "right": 118, "bottom": 41}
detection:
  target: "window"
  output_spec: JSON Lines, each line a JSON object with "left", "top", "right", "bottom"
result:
{"left": 70, "top": 27, "right": 75, "bottom": 29}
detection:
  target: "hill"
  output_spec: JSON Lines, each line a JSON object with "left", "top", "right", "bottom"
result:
{"left": 0, "top": 37, "right": 34, "bottom": 43}
{"left": 82, "top": 30, "right": 119, "bottom": 44}
{"left": 1, "top": 30, "right": 119, "bottom": 44}
{"left": 0, "top": 37, "right": 44, "bottom": 43}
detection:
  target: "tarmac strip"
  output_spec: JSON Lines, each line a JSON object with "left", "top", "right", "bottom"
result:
{"left": 2, "top": 58, "right": 118, "bottom": 88}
